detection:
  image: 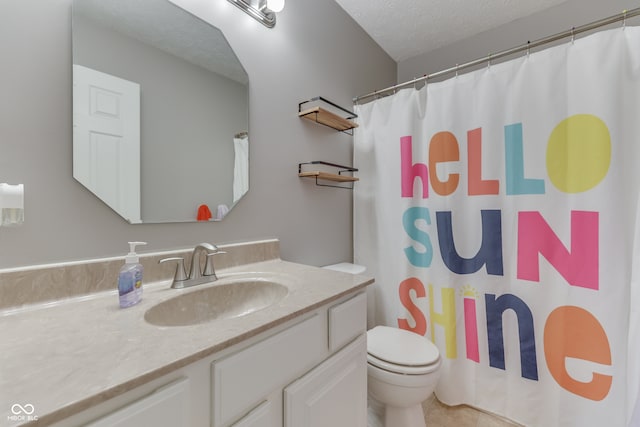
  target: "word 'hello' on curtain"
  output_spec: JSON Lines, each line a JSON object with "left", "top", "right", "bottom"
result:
{"left": 354, "top": 27, "right": 640, "bottom": 426}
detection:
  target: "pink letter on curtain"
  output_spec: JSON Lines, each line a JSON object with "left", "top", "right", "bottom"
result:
{"left": 517, "top": 211, "right": 599, "bottom": 290}
{"left": 401, "top": 136, "right": 429, "bottom": 199}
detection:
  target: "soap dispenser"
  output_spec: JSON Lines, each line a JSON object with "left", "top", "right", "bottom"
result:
{"left": 118, "top": 241, "right": 147, "bottom": 308}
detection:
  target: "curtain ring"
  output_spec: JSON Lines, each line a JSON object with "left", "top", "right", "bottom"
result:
{"left": 623, "top": 9, "right": 627, "bottom": 30}
{"left": 455, "top": 64, "right": 459, "bottom": 77}
{"left": 487, "top": 53, "right": 492, "bottom": 69}
{"left": 571, "top": 27, "right": 575, "bottom": 44}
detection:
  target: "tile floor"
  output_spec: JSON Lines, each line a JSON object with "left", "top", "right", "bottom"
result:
{"left": 422, "top": 394, "right": 523, "bottom": 427}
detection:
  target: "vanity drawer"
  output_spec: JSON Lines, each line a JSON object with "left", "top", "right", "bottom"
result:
{"left": 328, "top": 292, "right": 367, "bottom": 352}
{"left": 211, "top": 314, "right": 325, "bottom": 427}
{"left": 85, "top": 378, "right": 189, "bottom": 427}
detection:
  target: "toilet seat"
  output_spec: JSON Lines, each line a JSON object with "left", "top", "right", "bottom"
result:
{"left": 367, "top": 353, "right": 440, "bottom": 375}
{"left": 367, "top": 326, "right": 440, "bottom": 375}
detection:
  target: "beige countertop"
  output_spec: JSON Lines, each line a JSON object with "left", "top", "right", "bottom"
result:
{"left": 0, "top": 258, "right": 373, "bottom": 426}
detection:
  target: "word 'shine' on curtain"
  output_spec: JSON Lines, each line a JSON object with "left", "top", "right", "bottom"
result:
{"left": 354, "top": 27, "right": 640, "bottom": 427}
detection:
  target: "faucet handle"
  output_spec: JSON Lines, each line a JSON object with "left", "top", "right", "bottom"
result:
{"left": 159, "top": 257, "right": 188, "bottom": 284}
{"left": 203, "top": 251, "right": 227, "bottom": 278}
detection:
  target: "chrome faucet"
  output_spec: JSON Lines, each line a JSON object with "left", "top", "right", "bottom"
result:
{"left": 159, "top": 243, "right": 226, "bottom": 289}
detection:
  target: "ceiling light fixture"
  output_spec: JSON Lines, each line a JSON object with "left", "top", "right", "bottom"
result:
{"left": 227, "top": 0, "right": 285, "bottom": 28}
{"left": 265, "top": 0, "right": 285, "bottom": 13}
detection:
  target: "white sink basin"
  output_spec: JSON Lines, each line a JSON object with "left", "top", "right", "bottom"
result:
{"left": 144, "top": 277, "right": 289, "bottom": 327}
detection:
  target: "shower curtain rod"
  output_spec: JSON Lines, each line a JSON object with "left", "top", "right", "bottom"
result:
{"left": 353, "top": 7, "right": 640, "bottom": 104}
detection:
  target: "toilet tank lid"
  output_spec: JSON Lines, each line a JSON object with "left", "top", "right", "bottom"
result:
{"left": 367, "top": 326, "right": 440, "bottom": 366}
{"left": 322, "top": 262, "right": 366, "bottom": 275}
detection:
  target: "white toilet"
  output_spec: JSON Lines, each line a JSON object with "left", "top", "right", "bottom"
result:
{"left": 367, "top": 325, "right": 441, "bottom": 427}
{"left": 322, "top": 263, "right": 442, "bottom": 427}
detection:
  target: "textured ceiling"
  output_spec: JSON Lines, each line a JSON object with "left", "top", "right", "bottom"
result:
{"left": 73, "top": 0, "right": 248, "bottom": 84}
{"left": 334, "top": 0, "right": 570, "bottom": 61}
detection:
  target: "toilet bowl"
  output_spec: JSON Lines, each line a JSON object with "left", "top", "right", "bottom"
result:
{"left": 367, "top": 326, "right": 441, "bottom": 427}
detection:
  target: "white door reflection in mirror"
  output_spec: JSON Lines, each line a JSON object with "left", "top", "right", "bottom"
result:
{"left": 73, "top": 65, "right": 141, "bottom": 223}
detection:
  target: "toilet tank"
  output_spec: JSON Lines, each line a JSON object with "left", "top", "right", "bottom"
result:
{"left": 322, "top": 263, "right": 366, "bottom": 275}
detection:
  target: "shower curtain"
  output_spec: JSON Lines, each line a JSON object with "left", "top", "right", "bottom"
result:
{"left": 354, "top": 27, "right": 640, "bottom": 426}
{"left": 233, "top": 134, "right": 249, "bottom": 204}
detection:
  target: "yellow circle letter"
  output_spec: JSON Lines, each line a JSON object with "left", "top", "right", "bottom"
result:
{"left": 546, "top": 114, "right": 611, "bottom": 193}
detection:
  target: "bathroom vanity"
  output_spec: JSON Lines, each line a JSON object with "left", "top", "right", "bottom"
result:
{"left": 0, "top": 240, "right": 372, "bottom": 427}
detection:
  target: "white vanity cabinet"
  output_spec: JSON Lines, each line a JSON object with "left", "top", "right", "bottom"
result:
{"left": 212, "top": 291, "right": 368, "bottom": 427}
{"left": 84, "top": 378, "right": 190, "bottom": 427}
{"left": 51, "top": 291, "right": 367, "bottom": 427}
{"left": 284, "top": 334, "right": 367, "bottom": 427}
{"left": 50, "top": 356, "right": 212, "bottom": 427}
{"left": 211, "top": 313, "right": 327, "bottom": 427}
{"left": 230, "top": 400, "right": 279, "bottom": 427}
{"left": 281, "top": 292, "right": 368, "bottom": 427}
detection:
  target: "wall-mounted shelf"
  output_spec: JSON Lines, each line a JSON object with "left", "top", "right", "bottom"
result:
{"left": 298, "top": 161, "right": 359, "bottom": 189}
{"left": 298, "top": 97, "right": 358, "bottom": 134}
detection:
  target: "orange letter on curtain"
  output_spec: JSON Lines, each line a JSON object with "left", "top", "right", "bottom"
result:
{"left": 544, "top": 306, "right": 612, "bottom": 401}
{"left": 398, "top": 277, "right": 427, "bottom": 335}
{"left": 429, "top": 131, "right": 460, "bottom": 196}
{"left": 468, "top": 128, "right": 499, "bottom": 196}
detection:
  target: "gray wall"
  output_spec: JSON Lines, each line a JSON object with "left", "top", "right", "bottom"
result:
{"left": 0, "top": 0, "right": 395, "bottom": 268}
{"left": 398, "top": 0, "right": 639, "bottom": 84}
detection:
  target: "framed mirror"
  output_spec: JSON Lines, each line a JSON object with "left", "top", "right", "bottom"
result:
{"left": 72, "top": 0, "right": 249, "bottom": 223}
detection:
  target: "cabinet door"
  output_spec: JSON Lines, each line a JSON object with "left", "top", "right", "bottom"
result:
{"left": 284, "top": 334, "right": 367, "bottom": 427}
{"left": 231, "top": 400, "right": 279, "bottom": 427}
{"left": 85, "top": 378, "right": 189, "bottom": 427}
{"left": 212, "top": 314, "right": 325, "bottom": 427}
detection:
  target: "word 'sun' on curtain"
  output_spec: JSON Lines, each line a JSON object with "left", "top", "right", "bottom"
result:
{"left": 354, "top": 28, "right": 640, "bottom": 426}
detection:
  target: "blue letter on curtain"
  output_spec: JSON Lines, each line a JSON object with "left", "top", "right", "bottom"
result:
{"left": 436, "top": 210, "right": 504, "bottom": 275}
{"left": 485, "top": 293, "right": 538, "bottom": 381}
